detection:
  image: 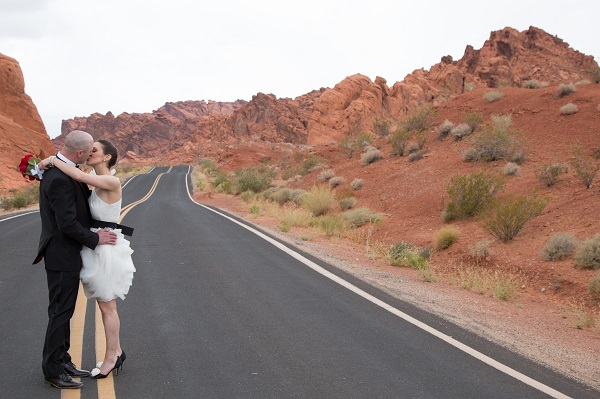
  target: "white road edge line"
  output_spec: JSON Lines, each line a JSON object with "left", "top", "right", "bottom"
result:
{"left": 185, "top": 166, "right": 571, "bottom": 399}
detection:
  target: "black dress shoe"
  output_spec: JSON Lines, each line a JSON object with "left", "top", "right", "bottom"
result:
{"left": 44, "top": 373, "right": 83, "bottom": 389}
{"left": 64, "top": 361, "right": 91, "bottom": 378}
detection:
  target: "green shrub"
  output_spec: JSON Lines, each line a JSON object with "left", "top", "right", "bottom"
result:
{"left": 361, "top": 149, "right": 382, "bottom": 166}
{"left": 503, "top": 162, "right": 520, "bottom": 176}
{"left": 240, "top": 190, "right": 256, "bottom": 203}
{"left": 437, "top": 120, "right": 453, "bottom": 140}
{"left": 340, "top": 196, "right": 356, "bottom": 211}
{"left": 590, "top": 66, "right": 600, "bottom": 83}
{"left": 589, "top": 272, "right": 600, "bottom": 299}
{"left": 211, "top": 169, "right": 231, "bottom": 189}
{"left": 340, "top": 131, "right": 373, "bottom": 158}
{"left": 351, "top": 178, "right": 363, "bottom": 190}
{"left": 444, "top": 171, "right": 505, "bottom": 221}
{"left": 329, "top": 176, "right": 345, "bottom": 188}
{"left": 571, "top": 147, "right": 599, "bottom": 189}
{"left": 373, "top": 116, "right": 392, "bottom": 137}
{"left": 450, "top": 123, "right": 472, "bottom": 141}
{"left": 463, "top": 111, "right": 484, "bottom": 132}
{"left": 575, "top": 234, "right": 600, "bottom": 269}
{"left": 388, "top": 242, "right": 415, "bottom": 266}
{"left": 484, "top": 91, "right": 504, "bottom": 102}
{"left": 433, "top": 225, "right": 460, "bottom": 250}
{"left": 320, "top": 215, "right": 346, "bottom": 238}
{"left": 249, "top": 204, "right": 261, "bottom": 215}
{"left": 233, "top": 167, "right": 275, "bottom": 194}
{"left": 535, "top": 163, "right": 567, "bottom": 186}
{"left": 301, "top": 185, "right": 336, "bottom": 216}
{"left": 401, "top": 104, "right": 436, "bottom": 133}
{"left": 343, "top": 207, "right": 381, "bottom": 228}
{"left": 298, "top": 154, "right": 325, "bottom": 175}
{"left": 198, "top": 159, "right": 216, "bottom": 173}
{"left": 289, "top": 188, "right": 307, "bottom": 205}
{"left": 463, "top": 117, "right": 522, "bottom": 163}
{"left": 540, "top": 233, "right": 578, "bottom": 261}
{"left": 390, "top": 128, "right": 411, "bottom": 156}
{"left": 481, "top": 194, "right": 548, "bottom": 242}
{"left": 557, "top": 83, "right": 576, "bottom": 98}
{"left": 270, "top": 187, "right": 293, "bottom": 205}
{"left": 560, "top": 103, "right": 578, "bottom": 115}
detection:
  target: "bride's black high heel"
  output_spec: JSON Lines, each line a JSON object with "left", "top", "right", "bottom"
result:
{"left": 91, "top": 356, "right": 123, "bottom": 379}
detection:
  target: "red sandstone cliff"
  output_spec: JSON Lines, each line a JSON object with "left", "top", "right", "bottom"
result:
{"left": 0, "top": 53, "right": 54, "bottom": 191}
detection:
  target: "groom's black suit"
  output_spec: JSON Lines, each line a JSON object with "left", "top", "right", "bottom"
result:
{"left": 34, "top": 165, "right": 99, "bottom": 378}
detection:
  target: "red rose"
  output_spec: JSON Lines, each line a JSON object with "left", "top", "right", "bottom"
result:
{"left": 19, "top": 154, "right": 42, "bottom": 181}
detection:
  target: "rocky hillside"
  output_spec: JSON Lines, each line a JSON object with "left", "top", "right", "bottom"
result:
{"left": 52, "top": 26, "right": 598, "bottom": 161}
{"left": 0, "top": 53, "right": 54, "bottom": 191}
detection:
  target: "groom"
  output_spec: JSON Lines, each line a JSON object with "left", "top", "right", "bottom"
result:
{"left": 34, "top": 130, "right": 117, "bottom": 389}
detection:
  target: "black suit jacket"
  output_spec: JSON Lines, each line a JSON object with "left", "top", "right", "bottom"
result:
{"left": 33, "top": 167, "right": 99, "bottom": 270}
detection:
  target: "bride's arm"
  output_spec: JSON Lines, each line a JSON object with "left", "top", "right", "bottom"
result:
{"left": 41, "top": 156, "right": 120, "bottom": 191}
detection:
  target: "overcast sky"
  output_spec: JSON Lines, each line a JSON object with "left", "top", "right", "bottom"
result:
{"left": 1, "top": 0, "right": 598, "bottom": 138}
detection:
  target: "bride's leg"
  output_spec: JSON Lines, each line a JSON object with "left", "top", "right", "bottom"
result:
{"left": 97, "top": 299, "right": 121, "bottom": 374}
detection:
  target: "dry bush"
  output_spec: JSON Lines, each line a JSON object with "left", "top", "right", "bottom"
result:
{"left": 483, "top": 91, "right": 504, "bottom": 102}
{"left": 317, "top": 169, "right": 335, "bottom": 182}
{"left": 320, "top": 215, "right": 346, "bottom": 238}
{"left": 463, "top": 111, "right": 484, "bottom": 132}
{"left": 463, "top": 116, "right": 522, "bottom": 163}
{"left": 571, "top": 147, "right": 599, "bottom": 188}
{"left": 433, "top": 225, "right": 460, "bottom": 250}
{"left": 469, "top": 240, "right": 492, "bottom": 260}
{"left": 339, "top": 196, "right": 356, "bottom": 211}
{"left": 350, "top": 178, "right": 363, "bottom": 190}
{"left": 540, "top": 233, "right": 579, "bottom": 261}
{"left": 560, "top": 103, "right": 578, "bottom": 115}
{"left": 361, "top": 149, "right": 382, "bottom": 166}
{"left": 329, "top": 176, "right": 345, "bottom": 189}
{"left": 390, "top": 128, "right": 411, "bottom": 156}
{"left": 289, "top": 188, "right": 306, "bottom": 205}
{"left": 437, "top": 120, "right": 454, "bottom": 140}
{"left": 270, "top": 187, "right": 293, "bottom": 205}
{"left": 575, "top": 234, "right": 600, "bottom": 269}
{"left": 503, "top": 162, "right": 520, "bottom": 176}
{"left": 450, "top": 123, "right": 472, "bottom": 141}
{"left": 557, "top": 83, "right": 576, "bottom": 98}
{"left": 301, "top": 185, "right": 336, "bottom": 216}
{"left": 535, "top": 163, "right": 567, "bottom": 186}
{"left": 401, "top": 104, "right": 436, "bottom": 133}
{"left": 408, "top": 149, "right": 429, "bottom": 163}
{"left": 522, "top": 80, "right": 547, "bottom": 89}
{"left": 590, "top": 272, "right": 600, "bottom": 299}
{"left": 387, "top": 242, "right": 428, "bottom": 269}
{"left": 343, "top": 207, "right": 381, "bottom": 228}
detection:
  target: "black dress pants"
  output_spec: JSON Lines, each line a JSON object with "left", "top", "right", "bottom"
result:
{"left": 42, "top": 270, "right": 80, "bottom": 377}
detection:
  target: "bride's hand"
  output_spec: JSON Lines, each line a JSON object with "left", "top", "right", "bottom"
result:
{"left": 39, "top": 156, "right": 56, "bottom": 170}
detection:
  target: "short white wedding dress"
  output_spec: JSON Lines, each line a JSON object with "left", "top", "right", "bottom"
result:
{"left": 80, "top": 189, "right": 135, "bottom": 302}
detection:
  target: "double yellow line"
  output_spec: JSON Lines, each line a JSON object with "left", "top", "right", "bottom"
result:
{"left": 64, "top": 167, "right": 171, "bottom": 399}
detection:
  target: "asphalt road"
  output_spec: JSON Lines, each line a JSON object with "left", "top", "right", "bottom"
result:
{"left": 0, "top": 166, "right": 597, "bottom": 399}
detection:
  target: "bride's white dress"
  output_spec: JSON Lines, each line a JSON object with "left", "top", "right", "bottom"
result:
{"left": 80, "top": 189, "right": 135, "bottom": 301}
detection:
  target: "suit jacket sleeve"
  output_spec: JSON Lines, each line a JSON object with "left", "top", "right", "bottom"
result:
{"left": 48, "top": 175, "right": 99, "bottom": 250}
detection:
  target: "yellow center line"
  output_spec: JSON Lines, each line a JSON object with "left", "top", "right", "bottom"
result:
{"left": 64, "top": 168, "right": 169, "bottom": 399}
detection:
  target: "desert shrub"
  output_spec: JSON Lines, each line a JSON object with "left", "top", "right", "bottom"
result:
{"left": 444, "top": 171, "right": 505, "bottom": 221}
{"left": 343, "top": 207, "right": 381, "bottom": 228}
{"left": 211, "top": 170, "right": 233, "bottom": 193}
{"left": 540, "top": 233, "right": 578, "bottom": 261}
{"left": 503, "top": 162, "right": 520, "bottom": 176}
{"left": 240, "top": 190, "right": 255, "bottom": 203}
{"left": 590, "top": 272, "right": 600, "bottom": 299}
{"left": 320, "top": 215, "right": 346, "bottom": 238}
{"left": 351, "top": 178, "right": 363, "bottom": 190}
{"left": 390, "top": 128, "right": 411, "bottom": 156}
{"left": 463, "top": 111, "right": 484, "bottom": 132}
{"left": 469, "top": 240, "right": 492, "bottom": 260}
{"left": 575, "top": 79, "right": 592, "bottom": 86}
{"left": 450, "top": 123, "right": 472, "bottom": 142}
{"left": 590, "top": 66, "right": 600, "bottom": 83}
{"left": 481, "top": 194, "right": 548, "bottom": 242}
{"left": 233, "top": 167, "right": 275, "bottom": 194}
{"left": 270, "top": 187, "right": 293, "bottom": 205}
{"left": 405, "top": 142, "right": 420, "bottom": 155}
{"left": 463, "top": 117, "right": 522, "bottom": 163}
{"left": 289, "top": 188, "right": 307, "bottom": 205}
{"left": 557, "top": 83, "right": 576, "bottom": 98}
{"left": 249, "top": 204, "right": 261, "bottom": 215}
{"left": 522, "top": 80, "right": 546, "bottom": 89}
{"left": 0, "top": 183, "right": 39, "bottom": 210}
{"left": 484, "top": 91, "right": 504, "bottom": 102}
{"left": 198, "top": 159, "right": 216, "bottom": 173}
{"left": 535, "top": 163, "right": 567, "bottom": 186}
{"left": 301, "top": 185, "right": 336, "bottom": 216}
{"left": 401, "top": 104, "right": 436, "bottom": 133}
{"left": 594, "top": 147, "right": 600, "bottom": 159}
{"left": 361, "top": 149, "right": 382, "bottom": 166}
{"left": 465, "top": 82, "right": 476, "bottom": 91}
{"left": 437, "top": 120, "right": 454, "bottom": 140}
{"left": 575, "top": 234, "right": 600, "bottom": 269}
{"left": 560, "top": 103, "right": 578, "bottom": 115}
{"left": 340, "top": 131, "right": 373, "bottom": 158}
{"left": 408, "top": 149, "right": 428, "bottom": 162}
{"left": 340, "top": 196, "right": 357, "bottom": 211}
{"left": 373, "top": 116, "right": 392, "bottom": 137}
{"left": 280, "top": 206, "right": 313, "bottom": 229}
{"left": 329, "top": 176, "right": 345, "bottom": 189}
{"left": 433, "top": 225, "right": 460, "bottom": 250}
{"left": 317, "top": 169, "right": 335, "bottom": 182}
{"left": 571, "top": 147, "right": 599, "bottom": 189}
{"left": 388, "top": 241, "right": 415, "bottom": 266}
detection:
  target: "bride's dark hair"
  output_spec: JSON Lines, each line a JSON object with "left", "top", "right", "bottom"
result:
{"left": 98, "top": 139, "right": 118, "bottom": 168}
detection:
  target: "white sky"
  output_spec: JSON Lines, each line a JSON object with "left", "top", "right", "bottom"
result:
{"left": 1, "top": 0, "right": 598, "bottom": 138}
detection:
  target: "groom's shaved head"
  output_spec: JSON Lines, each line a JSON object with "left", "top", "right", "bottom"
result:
{"left": 64, "top": 130, "right": 94, "bottom": 153}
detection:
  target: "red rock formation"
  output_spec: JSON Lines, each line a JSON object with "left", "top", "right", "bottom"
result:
{"left": 0, "top": 53, "right": 54, "bottom": 191}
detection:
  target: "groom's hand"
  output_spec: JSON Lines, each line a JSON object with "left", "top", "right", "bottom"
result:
{"left": 97, "top": 228, "right": 117, "bottom": 245}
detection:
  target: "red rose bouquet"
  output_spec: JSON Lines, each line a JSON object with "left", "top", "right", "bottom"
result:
{"left": 19, "top": 154, "right": 42, "bottom": 181}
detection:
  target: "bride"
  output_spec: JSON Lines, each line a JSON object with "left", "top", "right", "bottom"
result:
{"left": 41, "top": 139, "right": 135, "bottom": 379}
